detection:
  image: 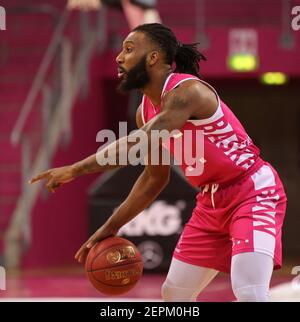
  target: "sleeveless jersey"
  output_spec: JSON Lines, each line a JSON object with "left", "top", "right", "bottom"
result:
{"left": 141, "top": 73, "right": 264, "bottom": 187}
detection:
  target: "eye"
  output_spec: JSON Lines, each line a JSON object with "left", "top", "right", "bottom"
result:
{"left": 125, "top": 47, "right": 133, "bottom": 53}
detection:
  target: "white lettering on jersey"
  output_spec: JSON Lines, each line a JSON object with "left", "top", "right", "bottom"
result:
{"left": 195, "top": 113, "right": 256, "bottom": 169}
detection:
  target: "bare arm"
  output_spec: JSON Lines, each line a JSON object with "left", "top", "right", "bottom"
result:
{"left": 75, "top": 104, "right": 170, "bottom": 262}
{"left": 30, "top": 80, "right": 213, "bottom": 193}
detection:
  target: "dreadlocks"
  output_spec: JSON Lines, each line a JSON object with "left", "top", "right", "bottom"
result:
{"left": 132, "top": 23, "right": 206, "bottom": 78}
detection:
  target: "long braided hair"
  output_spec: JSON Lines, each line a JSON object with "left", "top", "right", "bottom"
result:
{"left": 132, "top": 23, "right": 206, "bottom": 78}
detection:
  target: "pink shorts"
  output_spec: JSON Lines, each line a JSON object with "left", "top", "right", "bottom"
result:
{"left": 173, "top": 162, "right": 287, "bottom": 273}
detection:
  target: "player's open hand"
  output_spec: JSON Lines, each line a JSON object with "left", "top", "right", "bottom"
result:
{"left": 75, "top": 224, "right": 118, "bottom": 264}
{"left": 29, "top": 165, "right": 75, "bottom": 193}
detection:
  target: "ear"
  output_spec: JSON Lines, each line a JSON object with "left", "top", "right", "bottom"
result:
{"left": 147, "top": 51, "right": 159, "bottom": 67}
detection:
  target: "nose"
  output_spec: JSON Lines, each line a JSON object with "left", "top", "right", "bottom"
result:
{"left": 115, "top": 51, "right": 124, "bottom": 64}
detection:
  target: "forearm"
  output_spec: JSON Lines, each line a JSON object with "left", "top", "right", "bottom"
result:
{"left": 71, "top": 153, "right": 123, "bottom": 177}
{"left": 104, "top": 170, "right": 168, "bottom": 232}
{"left": 71, "top": 136, "right": 134, "bottom": 176}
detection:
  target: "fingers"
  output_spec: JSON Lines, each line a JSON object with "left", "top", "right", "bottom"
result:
{"left": 75, "top": 228, "right": 115, "bottom": 264}
{"left": 75, "top": 242, "right": 88, "bottom": 260}
{"left": 86, "top": 237, "right": 96, "bottom": 249}
{"left": 75, "top": 237, "right": 97, "bottom": 263}
{"left": 46, "top": 179, "right": 61, "bottom": 193}
{"left": 29, "top": 171, "right": 50, "bottom": 184}
{"left": 77, "top": 248, "right": 89, "bottom": 264}
{"left": 29, "top": 169, "right": 63, "bottom": 193}
{"left": 75, "top": 242, "right": 89, "bottom": 262}
{"left": 75, "top": 244, "right": 89, "bottom": 263}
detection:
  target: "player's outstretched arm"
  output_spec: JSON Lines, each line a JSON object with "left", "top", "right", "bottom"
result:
{"left": 28, "top": 119, "right": 141, "bottom": 192}
{"left": 28, "top": 148, "right": 129, "bottom": 193}
{"left": 30, "top": 80, "right": 208, "bottom": 193}
{"left": 28, "top": 103, "right": 159, "bottom": 193}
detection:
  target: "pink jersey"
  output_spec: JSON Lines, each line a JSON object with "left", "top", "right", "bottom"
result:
{"left": 141, "top": 73, "right": 264, "bottom": 188}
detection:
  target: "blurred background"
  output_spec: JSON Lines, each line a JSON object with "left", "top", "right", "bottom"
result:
{"left": 0, "top": 0, "right": 299, "bottom": 301}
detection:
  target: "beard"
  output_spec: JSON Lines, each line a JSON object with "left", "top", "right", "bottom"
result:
{"left": 117, "top": 55, "right": 150, "bottom": 93}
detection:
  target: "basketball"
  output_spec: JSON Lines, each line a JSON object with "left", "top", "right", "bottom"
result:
{"left": 85, "top": 236, "right": 144, "bottom": 295}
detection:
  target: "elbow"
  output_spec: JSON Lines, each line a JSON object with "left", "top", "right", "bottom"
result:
{"left": 143, "top": 164, "right": 170, "bottom": 190}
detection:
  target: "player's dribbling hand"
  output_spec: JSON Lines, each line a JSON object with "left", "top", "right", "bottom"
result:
{"left": 29, "top": 166, "right": 75, "bottom": 193}
{"left": 75, "top": 224, "right": 118, "bottom": 264}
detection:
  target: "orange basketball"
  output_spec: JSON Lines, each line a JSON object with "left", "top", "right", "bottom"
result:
{"left": 85, "top": 236, "right": 143, "bottom": 296}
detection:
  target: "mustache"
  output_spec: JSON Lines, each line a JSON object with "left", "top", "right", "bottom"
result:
{"left": 117, "top": 54, "right": 149, "bottom": 93}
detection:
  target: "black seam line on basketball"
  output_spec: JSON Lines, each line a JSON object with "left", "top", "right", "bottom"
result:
{"left": 87, "top": 261, "right": 143, "bottom": 273}
{"left": 90, "top": 242, "right": 137, "bottom": 268}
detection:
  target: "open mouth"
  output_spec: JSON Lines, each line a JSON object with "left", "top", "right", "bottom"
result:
{"left": 117, "top": 67, "right": 126, "bottom": 79}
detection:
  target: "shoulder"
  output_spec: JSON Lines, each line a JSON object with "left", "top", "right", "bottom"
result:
{"left": 162, "top": 79, "right": 218, "bottom": 119}
{"left": 162, "top": 80, "right": 209, "bottom": 109}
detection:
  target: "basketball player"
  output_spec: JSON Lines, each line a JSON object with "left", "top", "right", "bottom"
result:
{"left": 30, "top": 23, "right": 287, "bottom": 302}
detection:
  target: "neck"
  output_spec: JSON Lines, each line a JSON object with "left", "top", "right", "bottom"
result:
{"left": 141, "top": 66, "right": 172, "bottom": 105}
